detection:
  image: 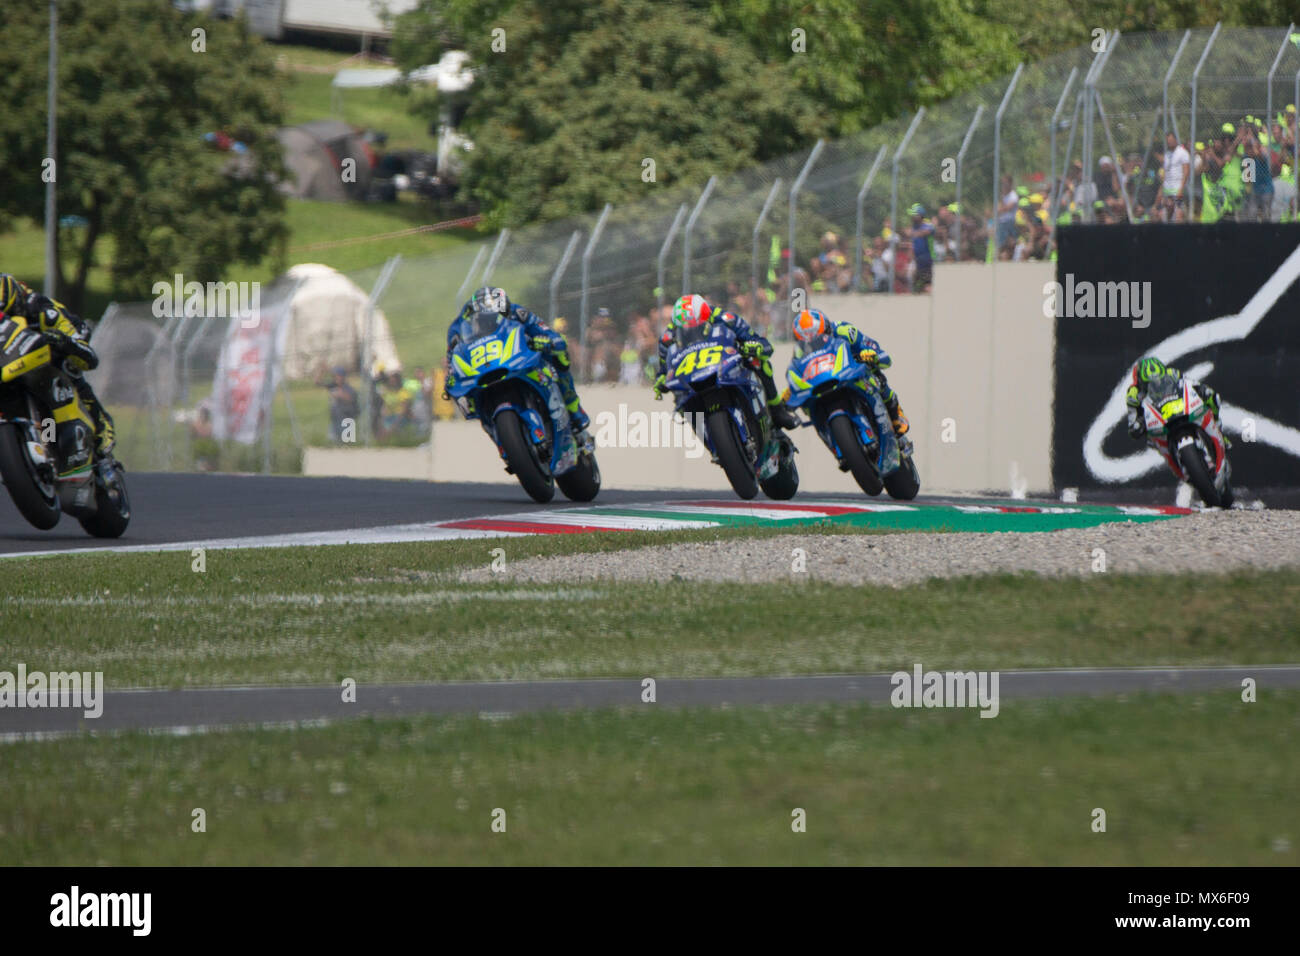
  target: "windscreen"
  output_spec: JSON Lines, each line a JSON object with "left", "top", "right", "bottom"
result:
{"left": 470, "top": 310, "right": 503, "bottom": 338}
{"left": 1146, "top": 371, "right": 1181, "bottom": 402}
{"left": 674, "top": 323, "right": 713, "bottom": 349}
{"left": 798, "top": 331, "right": 835, "bottom": 355}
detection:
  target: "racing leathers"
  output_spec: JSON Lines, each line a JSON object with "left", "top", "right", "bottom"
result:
{"left": 1125, "top": 364, "right": 1221, "bottom": 439}
{"left": 792, "top": 321, "right": 909, "bottom": 436}
{"left": 446, "top": 298, "right": 589, "bottom": 432}
{"left": 654, "top": 309, "right": 799, "bottom": 430}
{"left": 0, "top": 274, "right": 114, "bottom": 454}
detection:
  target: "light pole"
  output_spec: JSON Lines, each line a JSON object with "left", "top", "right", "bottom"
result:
{"left": 44, "top": 0, "right": 58, "bottom": 297}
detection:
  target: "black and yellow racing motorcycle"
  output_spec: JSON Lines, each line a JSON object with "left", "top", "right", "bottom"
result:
{"left": 0, "top": 311, "right": 130, "bottom": 537}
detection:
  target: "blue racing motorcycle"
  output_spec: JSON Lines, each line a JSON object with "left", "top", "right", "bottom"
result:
{"left": 785, "top": 331, "right": 920, "bottom": 499}
{"left": 662, "top": 321, "right": 797, "bottom": 500}
{"left": 446, "top": 312, "right": 600, "bottom": 503}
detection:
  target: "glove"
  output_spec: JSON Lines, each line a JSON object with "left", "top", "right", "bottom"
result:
{"left": 859, "top": 348, "right": 879, "bottom": 365}
{"left": 739, "top": 341, "right": 765, "bottom": 359}
{"left": 529, "top": 335, "right": 555, "bottom": 354}
{"left": 24, "top": 291, "right": 54, "bottom": 318}
{"left": 45, "top": 330, "right": 99, "bottom": 372}
{"left": 652, "top": 374, "right": 667, "bottom": 399}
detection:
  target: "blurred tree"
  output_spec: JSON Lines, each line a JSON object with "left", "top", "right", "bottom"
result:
{"left": 392, "top": 0, "right": 829, "bottom": 229}
{"left": 706, "top": 0, "right": 1022, "bottom": 135}
{"left": 0, "top": 0, "right": 286, "bottom": 313}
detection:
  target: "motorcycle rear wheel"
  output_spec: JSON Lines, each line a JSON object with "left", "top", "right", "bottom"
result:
{"left": 77, "top": 460, "right": 131, "bottom": 538}
{"left": 760, "top": 442, "right": 799, "bottom": 500}
{"left": 557, "top": 449, "right": 601, "bottom": 502}
{"left": 884, "top": 454, "right": 921, "bottom": 501}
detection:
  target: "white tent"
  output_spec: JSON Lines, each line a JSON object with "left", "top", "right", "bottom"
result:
{"left": 278, "top": 263, "right": 401, "bottom": 380}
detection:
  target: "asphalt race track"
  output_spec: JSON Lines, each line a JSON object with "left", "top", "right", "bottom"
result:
{"left": 6, "top": 667, "right": 1299, "bottom": 738}
{"left": 0, "top": 472, "right": 1086, "bottom": 555}
{"left": 0, "top": 472, "right": 733, "bottom": 555}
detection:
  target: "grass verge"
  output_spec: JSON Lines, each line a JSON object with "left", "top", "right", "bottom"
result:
{"left": 4, "top": 692, "right": 1297, "bottom": 864}
{"left": 2, "top": 534, "right": 1297, "bottom": 686}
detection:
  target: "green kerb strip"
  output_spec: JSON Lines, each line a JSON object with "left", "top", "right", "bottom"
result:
{"left": 585, "top": 505, "right": 1181, "bottom": 533}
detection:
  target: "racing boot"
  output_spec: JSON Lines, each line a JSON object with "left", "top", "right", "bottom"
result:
{"left": 567, "top": 399, "right": 591, "bottom": 434}
{"left": 768, "top": 396, "right": 799, "bottom": 430}
{"left": 74, "top": 377, "right": 116, "bottom": 455}
{"left": 883, "top": 392, "right": 909, "bottom": 437}
{"left": 755, "top": 356, "right": 798, "bottom": 430}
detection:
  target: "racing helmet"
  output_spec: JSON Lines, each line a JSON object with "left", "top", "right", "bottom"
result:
{"left": 1136, "top": 356, "right": 1168, "bottom": 383}
{"left": 671, "top": 294, "right": 713, "bottom": 330}
{"left": 792, "top": 308, "right": 829, "bottom": 343}
{"left": 467, "top": 286, "right": 510, "bottom": 336}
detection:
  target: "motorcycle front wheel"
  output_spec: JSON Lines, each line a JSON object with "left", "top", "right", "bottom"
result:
{"left": 0, "top": 422, "right": 61, "bottom": 529}
{"left": 706, "top": 407, "right": 759, "bottom": 500}
{"left": 496, "top": 408, "right": 556, "bottom": 503}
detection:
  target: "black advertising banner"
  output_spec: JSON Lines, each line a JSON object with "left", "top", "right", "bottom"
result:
{"left": 1052, "top": 223, "right": 1300, "bottom": 491}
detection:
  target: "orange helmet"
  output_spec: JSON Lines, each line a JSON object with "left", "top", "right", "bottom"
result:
{"left": 792, "top": 309, "right": 829, "bottom": 343}
{"left": 672, "top": 294, "right": 713, "bottom": 329}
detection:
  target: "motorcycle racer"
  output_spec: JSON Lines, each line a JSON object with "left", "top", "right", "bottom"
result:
{"left": 788, "top": 308, "right": 909, "bottom": 436}
{"left": 447, "top": 286, "right": 590, "bottom": 432}
{"left": 652, "top": 294, "right": 799, "bottom": 430}
{"left": 1125, "top": 356, "right": 1221, "bottom": 439}
{"left": 0, "top": 274, "right": 114, "bottom": 454}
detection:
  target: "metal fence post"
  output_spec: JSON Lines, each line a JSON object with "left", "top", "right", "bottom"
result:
{"left": 657, "top": 203, "right": 688, "bottom": 314}
{"left": 359, "top": 254, "right": 402, "bottom": 445}
{"left": 887, "top": 112, "right": 924, "bottom": 294}
{"left": 787, "top": 139, "right": 825, "bottom": 314}
{"left": 992, "top": 64, "right": 1024, "bottom": 255}
{"left": 548, "top": 229, "right": 583, "bottom": 322}
{"left": 454, "top": 245, "right": 488, "bottom": 303}
{"left": 751, "top": 179, "right": 783, "bottom": 304}
{"left": 1048, "top": 71, "right": 1078, "bottom": 247}
{"left": 480, "top": 228, "right": 511, "bottom": 285}
{"left": 1163, "top": 30, "right": 1192, "bottom": 143}
{"left": 1090, "top": 34, "right": 1134, "bottom": 222}
{"left": 1083, "top": 34, "right": 1118, "bottom": 223}
{"left": 1189, "top": 22, "right": 1223, "bottom": 221}
{"left": 579, "top": 202, "right": 612, "bottom": 367}
{"left": 954, "top": 105, "right": 986, "bottom": 261}
{"left": 1267, "top": 25, "right": 1295, "bottom": 147}
{"left": 851, "top": 150, "right": 885, "bottom": 289}
{"left": 682, "top": 176, "right": 717, "bottom": 294}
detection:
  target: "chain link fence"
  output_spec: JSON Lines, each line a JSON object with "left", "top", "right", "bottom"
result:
{"left": 91, "top": 26, "right": 1300, "bottom": 470}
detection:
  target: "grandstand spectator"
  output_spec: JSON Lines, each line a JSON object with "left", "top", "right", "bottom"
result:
{"left": 906, "top": 204, "right": 935, "bottom": 293}
{"left": 326, "top": 366, "right": 359, "bottom": 443}
{"left": 870, "top": 236, "right": 890, "bottom": 292}
{"left": 1242, "top": 126, "right": 1274, "bottom": 221}
{"left": 378, "top": 368, "right": 413, "bottom": 438}
{"left": 996, "top": 174, "right": 1018, "bottom": 248}
{"left": 407, "top": 366, "right": 432, "bottom": 430}
{"left": 1160, "top": 132, "right": 1191, "bottom": 218}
